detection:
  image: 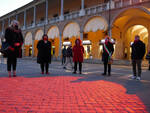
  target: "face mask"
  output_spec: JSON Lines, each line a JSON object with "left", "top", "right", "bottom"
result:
{"left": 15, "top": 25, "right": 18, "bottom": 29}
{"left": 43, "top": 37, "right": 48, "bottom": 41}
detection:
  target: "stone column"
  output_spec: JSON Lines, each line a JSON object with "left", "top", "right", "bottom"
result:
{"left": 8, "top": 17, "right": 11, "bottom": 25}
{"left": 45, "top": 0, "right": 48, "bottom": 24}
{"left": 33, "top": 6, "right": 36, "bottom": 27}
{"left": 59, "top": 33, "right": 62, "bottom": 59}
{"left": 130, "top": 0, "right": 132, "bottom": 5}
{"left": 2, "top": 20, "right": 5, "bottom": 35}
{"left": 79, "top": 0, "right": 85, "bottom": 16}
{"left": 59, "top": 0, "right": 64, "bottom": 21}
{"left": 24, "top": 10, "right": 27, "bottom": 29}
{"left": 80, "top": 32, "right": 83, "bottom": 41}
{"left": 121, "top": 0, "right": 123, "bottom": 7}
{"left": 32, "top": 39, "right": 34, "bottom": 57}
{"left": 16, "top": 14, "right": 18, "bottom": 21}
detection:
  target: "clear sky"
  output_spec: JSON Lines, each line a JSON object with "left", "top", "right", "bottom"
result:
{"left": 0, "top": 0, "right": 33, "bottom": 17}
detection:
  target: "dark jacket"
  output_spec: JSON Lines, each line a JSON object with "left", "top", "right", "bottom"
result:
{"left": 102, "top": 42, "right": 114, "bottom": 62}
{"left": 62, "top": 48, "right": 67, "bottom": 57}
{"left": 37, "top": 40, "right": 51, "bottom": 64}
{"left": 4, "top": 27, "right": 23, "bottom": 58}
{"left": 131, "top": 40, "right": 145, "bottom": 60}
{"left": 66, "top": 47, "right": 72, "bottom": 57}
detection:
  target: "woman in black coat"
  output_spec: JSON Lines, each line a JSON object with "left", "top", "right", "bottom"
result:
{"left": 37, "top": 34, "right": 52, "bottom": 74}
{"left": 4, "top": 20, "right": 23, "bottom": 77}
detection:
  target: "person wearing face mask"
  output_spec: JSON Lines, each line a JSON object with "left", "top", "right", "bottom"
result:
{"left": 37, "top": 34, "right": 52, "bottom": 75}
{"left": 131, "top": 35, "right": 145, "bottom": 80}
{"left": 72, "top": 38, "right": 84, "bottom": 74}
{"left": 102, "top": 32, "right": 114, "bottom": 76}
{"left": 4, "top": 20, "right": 23, "bottom": 77}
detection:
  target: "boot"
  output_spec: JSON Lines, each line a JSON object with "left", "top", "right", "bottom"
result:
{"left": 13, "top": 71, "right": 16, "bottom": 77}
{"left": 8, "top": 71, "right": 11, "bottom": 78}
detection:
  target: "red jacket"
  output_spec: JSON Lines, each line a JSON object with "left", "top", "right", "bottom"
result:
{"left": 73, "top": 45, "right": 84, "bottom": 62}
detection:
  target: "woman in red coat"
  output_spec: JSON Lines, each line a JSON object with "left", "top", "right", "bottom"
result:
{"left": 72, "top": 39, "right": 84, "bottom": 74}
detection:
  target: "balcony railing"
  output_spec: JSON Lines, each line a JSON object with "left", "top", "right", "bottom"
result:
{"left": 85, "top": 3, "right": 108, "bottom": 15}
{"left": 49, "top": 17, "right": 59, "bottom": 24}
{"left": 16, "top": 0, "right": 148, "bottom": 31}
{"left": 64, "top": 10, "right": 80, "bottom": 20}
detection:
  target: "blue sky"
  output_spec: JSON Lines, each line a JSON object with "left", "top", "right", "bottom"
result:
{"left": 0, "top": 0, "right": 33, "bottom": 17}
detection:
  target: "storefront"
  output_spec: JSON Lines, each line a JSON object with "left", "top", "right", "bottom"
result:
{"left": 83, "top": 40, "right": 92, "bottom": 59}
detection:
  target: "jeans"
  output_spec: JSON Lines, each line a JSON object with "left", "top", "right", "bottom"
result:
{"left": 63, "top": 57, "right": 73, "bottom": 68}
{"left": 132, "top": 60, "right": 142, "bottom": 77}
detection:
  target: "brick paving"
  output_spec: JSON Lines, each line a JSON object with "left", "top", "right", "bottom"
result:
{"left": 0, "top": 58, "right": 150, "bottom": 113}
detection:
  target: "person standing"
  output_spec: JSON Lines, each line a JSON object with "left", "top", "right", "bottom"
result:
{"left": 72, "top": 39, "right": 84, "bottom": 74}
{"left": 37, "top": 34, "right": 52, "bottom": 74}
{"left": 146, "top": 51, "right": 150, "bottom": 70}
{"left": 102, "top": 34, "right": 114, "bottom": 76}
{"left": 62, "top": 46, "right": 67, "bottom": 65}
{"left": 131, "top": 35, "right": 146, "bottom": 80}
{"left": 63, "top": 45, "right": 73, "bottom": 69}
{"left": 4, "top": 20, "right": 23, "bottom": 77}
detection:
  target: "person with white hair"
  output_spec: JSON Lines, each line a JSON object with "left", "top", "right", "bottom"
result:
{"left": 4, "top": 20, "right": 24, "bottom": 77}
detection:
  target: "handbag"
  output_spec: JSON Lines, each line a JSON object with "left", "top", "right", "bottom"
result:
{"left": 0, "top": 41, "right": 10, "bottom": 55}
{"left": 108, "top": 56, "right": 113, "bottom": 64}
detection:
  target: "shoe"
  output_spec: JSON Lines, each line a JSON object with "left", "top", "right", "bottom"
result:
{"left": 136, "top": 77, "right": 141, "bottom": 80}
{"left": 13, "top": 75, "right": 16, "bottom": 77}
{"left": 73, "top": 72, "right": 76, "bottom": 74}
{"left": 8, "top": 71, "right": 11, "bottom": 78}
{"left": 131, "top": 75, "right": 136, "bottom": 79}
{"left": 102, "top": 73, "right": 106, "bottom": 76}
{"left": 46, "top": 72, "right": 49, "bottom": 75}
{"left": 63, "top": 67, "right": 66, "bottom": 69}
{"left": 41, "top": 72, "right": 44, "bottom": 74}
{"left": 79, "top": 72, "right": 82, "bottom": 74}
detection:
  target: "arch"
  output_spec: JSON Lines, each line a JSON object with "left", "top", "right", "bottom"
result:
{"left": 83, "top": 16, "right": 108, "bottom": 33}
{"left": 111, "top": 7, "right": 150, "bottom": 59}
{"left": 25, "top": 32, "right": 32, "bottom": 46}
{"left": 47, "top": 26, "right": 60, "bottom": 39}
{"left": 111, "top": 6, "right": 150, "bottom": 28}
{"left": 35, "top": 29, "right": 44, "bottom": 40}
{"left": 63, "top": 22, "right": 80, "bottom": 38}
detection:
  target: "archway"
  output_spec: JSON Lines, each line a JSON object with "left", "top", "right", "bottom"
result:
{"left": 83, "top": 16, "right": 108, "bottom": 59}
{"left": 47, "top": 26, "right": 60, "bottom": 58}
{"left": 62, "top": 22, "right": 80, "bottom": 48}
{"left": 24, "top": 32, "right": 33, "bottom": 57}
{"left": 112, "top": 7, "right": 150, "bottom": 60}
{"left": 34, "top": 30, "right": 44, "bottom": 56}
{"left": 125, "top": 25, "right": 148, "bottom": 59}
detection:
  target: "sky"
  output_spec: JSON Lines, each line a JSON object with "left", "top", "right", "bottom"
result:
{"left": 0, "top": 0, "right": 33, "bottom": 17}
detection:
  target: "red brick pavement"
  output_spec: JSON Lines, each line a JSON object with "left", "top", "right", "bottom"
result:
{"left": 0, "top": 76, "right": 148, "bottom": 113}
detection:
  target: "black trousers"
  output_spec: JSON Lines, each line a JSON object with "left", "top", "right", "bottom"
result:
{"left": 103, "top": 61, "right": 111, "bottom": 74}
{"left": 40, "top": 63, "right": 49, "bottom": 73}
{"left": 132, "top": 60, "right": 142, "bottom": 77}
{"left": 62, "top": 56, "right": 66, "bottom": 65}
{"left": 7, "top": 57, "right": 17, "bottom": 71}
{"left": 74, "top": 62, "right": 82, "bottom": 72}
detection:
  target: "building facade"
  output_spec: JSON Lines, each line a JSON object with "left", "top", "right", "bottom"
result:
{"left": 0, "top": 0, "right": 150, "bottom": 60}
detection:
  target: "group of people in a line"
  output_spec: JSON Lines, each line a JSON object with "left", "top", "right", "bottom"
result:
{"left": 0, "top": 20, "right": 150, "bottom": 80}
